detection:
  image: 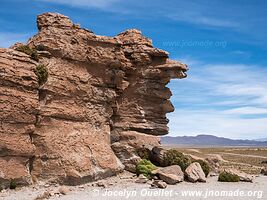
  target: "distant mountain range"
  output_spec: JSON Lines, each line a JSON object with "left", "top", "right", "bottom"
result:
{"left": 161, "top": 135, "right": 267, "bottom": 146}
{"left": 255, "top": 138, "right": 267, "bottom": 142}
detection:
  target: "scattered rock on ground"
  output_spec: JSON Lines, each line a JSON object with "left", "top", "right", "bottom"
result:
{"left": 205, "top": 155, "right": 221, "bottom": 174}
{"left": 96, "top": 181, "right": 107, "bottom": 188}
{"left": 225, "top": 169, "right": 253, "bottom": 182}
{"left": 261, "top": 167, "right": 267, "bottom": 176}
{"left": 155, "top": 165, "right": 184, "bottom": 184}
{"left": 34, "top": 191, "right": 51, "bottom": 200}
{"left": 135, "top": 174, "right": 148, "bottom": 183}
{"left": 209, "top": 172, "right": 218, "bottom": 177}
{"left": 58, "top": 186, "right": 70, "bottom": 195}
{"left": 151, "top": 180, "right": 167, "bottom": 189}
{"left": 185, "top": 162, "right": 206, "bottom": 183}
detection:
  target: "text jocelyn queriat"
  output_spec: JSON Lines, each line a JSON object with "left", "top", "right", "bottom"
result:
{"left": 91, "top": 188, "right": 264, "bottom": 199}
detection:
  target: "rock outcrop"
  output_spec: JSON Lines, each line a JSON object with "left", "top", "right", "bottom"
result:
{"left": 150, "top": 146, "right": 168, "bottom": 166}
{"left": 0, "top": 12, "right": 187, "bottom": 187}
{"left": 185, "top": 162, "right": 206, "bottom": 182}
{"left": 0, "top": 48, "right": 39, "bottom": 187}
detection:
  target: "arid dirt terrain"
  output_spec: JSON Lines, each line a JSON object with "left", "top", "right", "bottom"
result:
{"left": 1, "top": 147, "right": 266, "bottom": 200}
{"left": 0, "top": 172, "right": 266, "bottom": 200}
{"left": 165, "top": 146, "right": 267, "bottom": 174}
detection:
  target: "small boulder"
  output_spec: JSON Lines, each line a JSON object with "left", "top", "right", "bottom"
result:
{"left": 151, "top": 146, "right": 167, "bottom": 166}
{"left": 225, "top": 169, "right": 253, "bottom": 182}
{"left": 151, "top": 180, "right": 167, "bottom": 189}
{"left": 156, "top": 165, "right": 184, "bottom": 184}
{"left": 218, "top": 171, "right": 240, "bottom": 182}
{"left": 261, "top": 167, "right": 267, "bottom": 176}
{"left": 58, "top": 186, "right": 70, "bottom": 195}
{"left": 205, "top": 155, "right": 221, "bottom": 174}
{"left": 35, "top": 191, "right": 51, "bottom": 200}
{"left": 185, "top": 162, "right": 206, "bottom": 182}
{"left": 135, "top": 174, "right": 148, "bottom": 183}
{"left": 125, "top": 163, "right": 138, "bottom": 173}
{"left": 96, "top": 181, "right": 107, "bottom": 188}
{"left": 209, "top": 172, "right": 218, "bottom": 177}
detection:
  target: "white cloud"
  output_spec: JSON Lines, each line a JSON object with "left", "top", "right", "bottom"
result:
{"left": 0, "top": 32, "right": 31, "bottom": 48}
{"left": 168, "top": 110, "right": 267, "bottom": 140}
{"left": 167, "top": 59, "right": 267, "bottom": 139}
{"left": 161, "top": 1, "right": 240, "bottom": 28}
{"left": 167, "top": 13, "right": 238, "bottom": 28}
{"left": 38, "top": 1, "right": 238, "bottom": 28}
{"left": 39, "top": 0, "right": 120, "bottom": 9}
{"left": 223, "top": 107, "right": 267, "bottom": 115}
{"left": 216, "top": 84, "right": 267, "bottom": 105}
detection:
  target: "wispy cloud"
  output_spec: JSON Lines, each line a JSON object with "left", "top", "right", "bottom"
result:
{"left": 38, "top": 0, "right": 239, "bottom": 28}
{"left": 36, "top": 0, "right": 267, "bottom": 37}
{"left": 167, "top": 13, "right": 238, "bottom": 28}
{"left": 0, "top": 32, "right": 31, "bottom": 48}
{"left": 39, "top": 0, "right": 120, "bottom": 9}
{"left": 223, "top": 107, "right": 267, "bottom": 115}
{"left": 168, "top": 59, "right": 267, "bottom": 139}
{"left": 162, "top": 0, "right": 242, "bottom": 28}
{"left": 168, "top": 109, "right": 267, "bottom": 140}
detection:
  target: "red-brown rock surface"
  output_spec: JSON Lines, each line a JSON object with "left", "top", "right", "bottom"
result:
{"left": 0, "top": 48, "right": 38, "bottom": 187}
{"left": 0, "top": 12, "right": 187, "bottom": 187}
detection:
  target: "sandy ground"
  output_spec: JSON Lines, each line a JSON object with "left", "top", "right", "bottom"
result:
{"left": 219, "top": 152, "right": 267, "bottom": 159}
{"left": 1, "top": 173, "right": 266, "bottom": 200}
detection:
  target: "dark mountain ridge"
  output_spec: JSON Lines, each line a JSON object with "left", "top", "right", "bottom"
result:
{"left": 161, "top": 134, "right": 267, "bottom": 146}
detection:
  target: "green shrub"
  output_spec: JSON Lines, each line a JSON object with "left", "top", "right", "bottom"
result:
{"left": 218, "top": 171, "right": 240, "bottom": 182}
{"left": 162, "top": 149, "right": 191, "bottom": 171}
{"left": 136, "top": 147, "right": 151, "bottom": 160}
{"left": 15, "top": 45, "right": 39, "bottom": 61}
{"left": 9, "top": 180, "right": 17, "bottom": 190}
{"left": 34, "top": 64, "right": 48, "bottom": 85}
{"left": 136, "top": 159, "right": 157, "bottom": 178}
{"left": 195, "top": 160, "right": 210, "bottom": 177}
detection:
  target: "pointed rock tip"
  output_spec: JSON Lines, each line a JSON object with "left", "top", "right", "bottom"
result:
{"left": 166, "top": 59, "right": 188, "bottom": 71}
{"left": 116, "top": 29, "right": 152, "bottom": 46}
{"left": 117, "top": 29, "right": 142, "bottom": 36}
{"left": 37, "top": 12, "right": 74, "bottom": 31}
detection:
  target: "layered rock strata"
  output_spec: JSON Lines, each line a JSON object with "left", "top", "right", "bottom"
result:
{"left": 0, "top": 12, "right": 187, "bottom": 186}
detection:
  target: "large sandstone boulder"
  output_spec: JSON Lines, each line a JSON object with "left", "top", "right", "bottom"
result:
{"left": 0, "top": 12, "right": 187, "bottom": 186}
{"left": 185, "top": 162, "right": 206, "bottom": 183}
{"left": 111, "top": 142, "right": 141, "bottom": 173}
{"left": 155, "top": 165, "right": 184, "bottom": 184}
{"left": 111, "top": 131, "right": 160, "bottom": 171}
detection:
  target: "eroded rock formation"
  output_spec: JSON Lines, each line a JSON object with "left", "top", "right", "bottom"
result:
{"left": 0, "top": 13, "right": 187, "bottom": 187}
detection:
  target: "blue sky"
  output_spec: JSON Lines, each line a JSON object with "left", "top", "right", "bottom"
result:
{"left": 1, "top": 0, "right": 267, "bottom": 139}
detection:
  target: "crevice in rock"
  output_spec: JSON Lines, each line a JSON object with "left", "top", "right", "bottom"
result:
{"left": 29, "top": 156, "right": 35, "bottom": 175}
{"left": 29, "top": 132, "right": 34, "bottom": 143}
{"left": 27, "top": 63, "right": 47, "bottom": 183}
{"left": 38, "top": 89, "right": 47, "bottom": 103}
